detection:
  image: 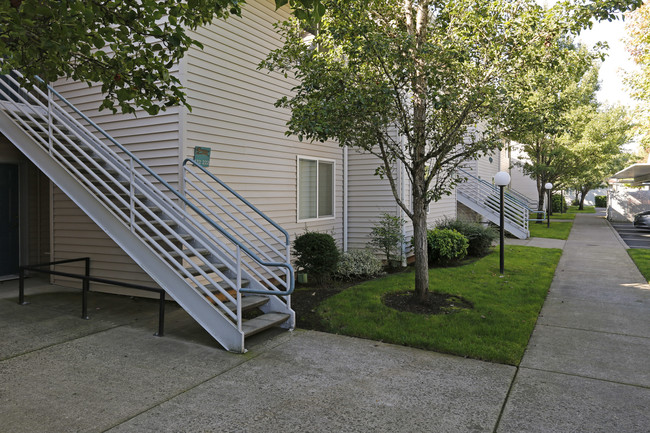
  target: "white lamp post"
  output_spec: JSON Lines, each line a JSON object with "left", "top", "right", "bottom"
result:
{"left": 545, "top": 182, "right": 553, "bottom": 228}
{"left": 495, "top": 171, "right": 511, "bottom": 274}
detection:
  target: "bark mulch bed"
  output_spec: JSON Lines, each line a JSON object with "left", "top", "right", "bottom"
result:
{"left": 382, "top": 291, "right": 473, "bottom": 315}
{"left": 291, "top": 269, "right": 473, "bottom": 331}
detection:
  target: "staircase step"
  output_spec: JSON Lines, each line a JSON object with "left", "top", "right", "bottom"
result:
{"left": 91, "top": 179, "right": 130, "bottom": 189}
{"left": 186, "top": 263, "right": 228, "bottom": 276}
{"left": 150, "top": 233, "right": 194, "bottom": 243}
{"left": 224, "top": 295, "right": 269, "bottom": 312}
{"left": 242, "top": 313, "right": 291, "bottom": 337}
{"left": 138, "top": 218, "right": 177, "bottom": 229}
{"left": 169, "top": 248, "right": 210, "bottom": 259}
{"left": 203, "top": 286, "right": 237, "bottom": 303}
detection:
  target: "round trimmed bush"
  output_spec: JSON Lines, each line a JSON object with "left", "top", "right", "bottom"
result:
{"left": 293, "top": 232, "right": 340, "bottom": 282}
{"left": 436, "top": 218, "right": 497, "bottom": 257}
{"left": 336, "top": 249, "right": 383, "bottom": 280}
{"left": 426, "top": 228, "right": 469, "bottom": 266}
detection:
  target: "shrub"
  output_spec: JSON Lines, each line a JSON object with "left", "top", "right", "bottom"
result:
{"left": 336, "top": 250, "right": 383, "bottom": 280}
{"left": 571, "top": 197, "right": 580, "bottom": 206}
{"left": 426, "top": 228, "right": 469, "bottom": 266}
{"left": 436, "top": 218, "right": 497, "bottom": 257}
{"left": 552, "top": 194, "right": 565, "bottom": 213}
{"left": 293, "top": 231, "right": 340, "bottom": 282}
{"left": 369, "top": 213, "right": 407, "bottom": 264}
{"left": 595, "top": 195, "right": 607, "bottom": 207}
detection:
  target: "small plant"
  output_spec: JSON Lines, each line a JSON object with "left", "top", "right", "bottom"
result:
{"left": 436, "top": 218, "right": 497, "bottom": 257}
{"left": 426, "top": 228, "right": 469, "bottom": 266}
{"left": 594, "top": 195, "right": 607, "bottom": 207}
{"left": 293, "top": 231, "right": 340, "bottom": 283}
{"left": 369, "top": 213, "right": 407, "bottom": 266}
{"left": 336, "top": 249, "right": 383, "bottom": 280}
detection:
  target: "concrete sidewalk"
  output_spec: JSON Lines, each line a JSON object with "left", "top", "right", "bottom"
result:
{"left": 0, "top": 213, "right": 648, "bottom": 432}
{"left": 497, "top": 213, "right": 650, "bottom": 432}
{"left": 0, "top": 280, "right": 515, "bottom": 432}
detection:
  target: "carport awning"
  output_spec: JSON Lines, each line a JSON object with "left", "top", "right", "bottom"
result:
{"left": 611, "top": 163, "right": 650, "bottom": 186}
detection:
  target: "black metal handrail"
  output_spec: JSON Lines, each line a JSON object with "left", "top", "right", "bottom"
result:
{"left": 19, "top": 258, "right": 167, "bottom": 336}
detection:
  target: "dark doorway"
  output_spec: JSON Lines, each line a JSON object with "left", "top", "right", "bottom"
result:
{"left": 0, "top": 163, "right": 19, "bottom": 276}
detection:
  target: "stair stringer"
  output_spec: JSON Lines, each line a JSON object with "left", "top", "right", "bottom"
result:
{"left": 457, "top": 190, "right": 529, "bottom": 239}
{"left": 0, "top": 109, "right": 246, "bottom": 353}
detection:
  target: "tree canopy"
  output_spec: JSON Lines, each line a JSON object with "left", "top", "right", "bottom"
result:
{"left": 561, "top": 105, "right": 633, "bottom": 208}
{"left": 625, "top": 1, "right": 650, "bottom": 149}
{"left": 263, "top": 0, "right": 638, "bottom": 299}
{"left": 504, "top": 43, "right": 602, "bottom": 209}
{"left": 0, "top": 0, "right": 325, "bottom": 115}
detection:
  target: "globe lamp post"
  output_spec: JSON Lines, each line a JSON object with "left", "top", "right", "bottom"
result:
{"left": 545, "top": 182, "right": 553, "bottom": 228}
{"left": 495, "top": 171, "right": 511, "bottom": 275}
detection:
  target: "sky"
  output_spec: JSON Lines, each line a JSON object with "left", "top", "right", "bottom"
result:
{"left": 578, "top": 18, "right": 638, "bottom": 108}
{"left": 538, "top": 0, "right": 639, "bottom": 109}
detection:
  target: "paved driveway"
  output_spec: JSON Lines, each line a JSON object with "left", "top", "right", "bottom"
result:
{"left": 610, "top": 222, "right": 650, "bottom": 249}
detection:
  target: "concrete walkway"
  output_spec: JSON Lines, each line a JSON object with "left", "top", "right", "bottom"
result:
{"left": 0, "top": 213, "right": 648, "bottom": 432}
{"left": 498, "top": 213, "right": 650, "bottom": 432}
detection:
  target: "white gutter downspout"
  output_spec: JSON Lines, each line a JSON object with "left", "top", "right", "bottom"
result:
{"left": 343, "top": 145, "right": 349, "bottom": 252}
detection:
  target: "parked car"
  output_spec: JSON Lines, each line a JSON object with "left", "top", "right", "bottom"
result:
{"left": 633, "top": 211, "right": 650, "bottom": 229}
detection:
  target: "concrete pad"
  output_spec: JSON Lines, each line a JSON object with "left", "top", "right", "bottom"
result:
{"left": 0, "top": 299, "right": 119, "bottom": 360}
{"left": 107, "top": 331, "right": 516, "bottom": 433}
{"left": 497, "top": 368, "right": 650, "bottom": 433}
{"left": 0, "top": 326, "right": 246, "bottom": 433}
{"left": 549, "top": 282, "right": 650, "bottom": 306}
{"left": 505, "top": 238, "right": 566, "bottom": 249}
{"left": 539, "top": 296, "right": 650, "bottom": 338}
{"left": 522, "top": 325, "right": 650, "bottom": 387}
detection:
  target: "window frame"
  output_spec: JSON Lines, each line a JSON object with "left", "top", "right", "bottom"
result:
{"left": 296, "top": 156, "right": 336, "bottom": 223}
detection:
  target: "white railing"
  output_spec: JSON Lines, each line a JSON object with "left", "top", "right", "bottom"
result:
{"left": 0, "top": 71, "right": 294, "bottom": 331}
{"left": 505, "top": 187, "right": 538, "bottom": 211}
{"left": 457, "top": 168, "right": 529, "bottom": 234}
{"left": 182, "top": 160, "right": 291, "bottom": 301}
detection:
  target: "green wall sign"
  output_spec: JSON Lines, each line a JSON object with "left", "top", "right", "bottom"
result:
{"left": 193, "top": 146, "right": 211, "bottom": 167}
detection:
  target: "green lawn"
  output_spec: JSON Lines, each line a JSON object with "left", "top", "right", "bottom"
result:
{"left": 530, "top": 211, "right": 576, "bottom": 220}
{"left": 568, "top": 205, "right": 596, "bottom": 213}
{"left": 528, "top": 221, "right": 573, "bottom": 239}
{"left": 316, "top": 246, "right": 562, "bottom": 365}
{"left": 529, "top": 206, "right": 595, "bottom": 221}
{"left": 628, "top": 249, "right": 650, "bottom": 283}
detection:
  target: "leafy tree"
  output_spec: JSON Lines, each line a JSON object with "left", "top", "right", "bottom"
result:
{"left": 625, "top": 1, "right": 650, "bottom": 149}
{"left": 0, "top": 0, "right": 324, "bottom": 115}
{"left": 561, "top": 105, "right": 633, "bottom": 209}
{"left": 504, "top": 43, "right": 601, "bottom": 215}
{"left": 263, "top": 0, "right": 635, "bottom": 301}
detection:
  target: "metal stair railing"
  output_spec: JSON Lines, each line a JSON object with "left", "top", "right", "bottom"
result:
{"left": 505, "top": 187, "right": 538, "bottom": 211}
{"left": 0, "top": 71, "right": 294, "bottom": 333}
{"left": 182, "top": 160, "right": 291, "bottom": 300}
{"left": 457, "top": 168, "right": 529, "bottom": 234}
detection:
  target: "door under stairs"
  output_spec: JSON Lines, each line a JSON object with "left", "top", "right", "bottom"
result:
{"left": 0, "top": 72, "right": 295, "bottom": 353}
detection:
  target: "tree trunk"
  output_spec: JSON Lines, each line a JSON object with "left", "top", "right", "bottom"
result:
{"left": 412, "top": 198, "right": 429, "bottom": 302}
{"left": 536, "top": 187, "right": 546, "bottom": 224}
{"left": 579, "top": 186, "right": 589, "bottom": 210}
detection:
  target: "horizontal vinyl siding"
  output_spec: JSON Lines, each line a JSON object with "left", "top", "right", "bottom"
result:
{"left": 347, "top": 149, "right": 401, "bottom": 252}
{"left": 50, "top": 69, "right": 181, "bottom": 291}
{"left": 51, "top": 185, "right": 159, "bottom": 292}
{"left": 185, "top": 0, "right": 343, "bottom": 250}
{"left": 477, "top": 150, "right": 501, "bottom": 182}
{"left": 426, "top": 192, "right": 457, "bottom": 228}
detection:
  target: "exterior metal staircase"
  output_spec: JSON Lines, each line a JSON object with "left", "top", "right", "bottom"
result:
{"left": 0, "top": 71, "right": 294, "bottom": 353}
{"left": 456, "top": 168, "right": 530, "bottom": 239}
